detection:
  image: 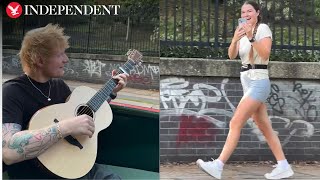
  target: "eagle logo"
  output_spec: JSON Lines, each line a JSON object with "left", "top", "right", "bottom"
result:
{"left": 8, "top": 4, "right": 20, "bottom": 16}
{"left": 6, "top": 2, "right": 22, "bottom": 18}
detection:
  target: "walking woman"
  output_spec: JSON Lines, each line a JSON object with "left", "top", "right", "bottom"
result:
{"left": 196, "top": 1, "right": 294, "bottom": 179}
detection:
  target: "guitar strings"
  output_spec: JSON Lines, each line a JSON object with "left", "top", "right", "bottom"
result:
{"left": 76, "top": 77, "right": 119, "bottom": 117}
{"left": 76, "top": 58, "right": 138, "bottom": 116}
{"left": 77, "top": 50, "right": 143, "bottom": 116}
{"left": 76, "top": 54, "right": 141, "bottom": 116}
{"left": 75, "top": 71, "right": 118, "bottom": 116}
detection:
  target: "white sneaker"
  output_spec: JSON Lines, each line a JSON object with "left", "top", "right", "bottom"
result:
{"left": 196, "top": 159, "right": 223, "bottom": 179}
{"left": 264, "top": 165, "right": 294, "bottom": 179}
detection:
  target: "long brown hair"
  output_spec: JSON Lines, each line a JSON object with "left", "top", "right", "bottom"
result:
{"left": 243, "top": 1, "right": 261, "bottom": 64}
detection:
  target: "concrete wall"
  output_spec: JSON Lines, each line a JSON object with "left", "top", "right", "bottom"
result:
{"left": 3, "top": 49, "right": 159, "bottom": 90}
{"left": 160, "top": 58, "right": 320, "bottom": 162}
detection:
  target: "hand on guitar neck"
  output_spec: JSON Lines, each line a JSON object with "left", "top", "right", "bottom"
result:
{"left": 111, "top": 69, "right": 129, "bottom": 94}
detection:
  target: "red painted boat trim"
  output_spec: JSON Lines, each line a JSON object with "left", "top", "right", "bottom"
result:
{"left": 110, "top": 101, "right": 160, "bottom": 113}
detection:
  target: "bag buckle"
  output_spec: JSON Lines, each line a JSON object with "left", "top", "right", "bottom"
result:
{"left": 242, "top": 64, "right": 248, "bottom": 68}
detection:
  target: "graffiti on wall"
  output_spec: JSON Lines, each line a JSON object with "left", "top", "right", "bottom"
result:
{"left": 2, "top": 54, "right": 159, "bottom": 88}
{"left": 108, "top": 63, "right": 159, "bottom": 85}
{"left": 267, "top": 84, "right": 285, "bottom": 114}
{"left": 267, "top": 82, "right": 318, "bottom": 122}
{"left": 3, "top": 55, "right": 22, "bottom": 71}
{"left": 64, "top": 64, "right": 79, "bottom": 77}
{"left": 289, "top": 82, "right": 318, "bottom": 122}
{"left": 160, "top": 77, "right": 320, "bottom": 146}
{"left": 83, "top": 59, "right": 106, "bottom": 77}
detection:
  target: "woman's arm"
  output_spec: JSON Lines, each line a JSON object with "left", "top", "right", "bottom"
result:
{"left": 243, "top": 24, "right": 272, "bottom": 61}
{"left": 251, "top": 37, "right": 272, "bottom": 61}
{"left": 228, "top": 26, "right": 246, "bottom": 60}
{"left": 228, "top": 39, "right": 240, "bottom": 60}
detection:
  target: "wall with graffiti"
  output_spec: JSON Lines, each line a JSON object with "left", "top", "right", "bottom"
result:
{"left": 160, "top": 59, "right": 320, "bottom": 163}
{"left": 3, "top": 50, "right": 159, "bottom": 90}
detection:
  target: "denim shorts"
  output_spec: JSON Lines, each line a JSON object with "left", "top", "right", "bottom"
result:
{"left": 240, "top": 71, "right": 271, "bottom": 102}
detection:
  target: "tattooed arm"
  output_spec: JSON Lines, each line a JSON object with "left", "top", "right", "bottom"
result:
{"left": 2, "top": 115, "right": 95, "bottom": 165}
{"left": 2, "top": 123, "right": 62, "bottom": 165}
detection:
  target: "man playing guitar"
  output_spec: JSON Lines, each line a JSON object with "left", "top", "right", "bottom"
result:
{"left": 2, "top": 23, "right": 128, "bottom": 179}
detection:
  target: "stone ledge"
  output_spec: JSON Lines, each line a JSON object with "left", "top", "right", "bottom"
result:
{"left": 3, "top": 49, "right": 159, "bottom": 63}
{"left": 160, "top": 58, "right": 320, "bottom": 80}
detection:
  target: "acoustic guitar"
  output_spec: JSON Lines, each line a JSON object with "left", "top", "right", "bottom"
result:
{"left": 28, "top": 49, "right": 143, "bottom": 179}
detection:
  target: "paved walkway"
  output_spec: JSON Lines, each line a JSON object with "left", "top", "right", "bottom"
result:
{"left": 2, "top": 73, "right": 160, "bottom": 110}
{"left": 160, "top": 162, "right": 320, "bottom": 180}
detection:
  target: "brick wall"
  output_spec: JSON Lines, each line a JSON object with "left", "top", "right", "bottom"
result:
{"left": 3, "top": 49, "right": 159, "bottom": 90}
{"left": 160, "top": 58, "right": 320, "bottom": 163}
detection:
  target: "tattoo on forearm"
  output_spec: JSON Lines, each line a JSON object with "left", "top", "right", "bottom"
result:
{"left": 3, "top": 123, "right": 22, "bottom": 148}
{"left": 3, "top": 123, "right": 62, "bottom": 160}
{"left": 24, "top": 126, "right": 61, "bottom": 159}
{"left": 8, "top": 134, "right": 33, "bottom": 154}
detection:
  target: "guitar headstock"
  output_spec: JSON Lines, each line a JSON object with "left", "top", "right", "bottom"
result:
{"left": 126, "top": 49, "right": 143, "bottom": 66}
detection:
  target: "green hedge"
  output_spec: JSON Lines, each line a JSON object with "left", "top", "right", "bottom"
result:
{"left": 160, "top": 46, "right": 320, "bottom": 62}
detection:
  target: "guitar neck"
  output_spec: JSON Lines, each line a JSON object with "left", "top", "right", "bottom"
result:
{"left": 86, "top": 59, "right": 136, "bottom": 112}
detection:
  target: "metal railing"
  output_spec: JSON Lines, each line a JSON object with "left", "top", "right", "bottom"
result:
{"left": 160, "top": 0, "right": 320, "bottom": 60}
{"left": 3, "top": 12, "right": 159, "bottom": 56}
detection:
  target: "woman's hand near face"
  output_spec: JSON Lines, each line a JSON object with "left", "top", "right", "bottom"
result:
{"left": 229, "top": 26, "right": 245, "bottom": 59}
{"left": 232, "top": 26, "right": 246, "bottom": 43}
{"left": 242, "top": 23, "right": 254, "bottom": 39}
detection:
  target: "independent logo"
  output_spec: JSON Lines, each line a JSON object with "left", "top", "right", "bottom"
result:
{"left": 6, "top": 2, "right": 23, "bottom": 19}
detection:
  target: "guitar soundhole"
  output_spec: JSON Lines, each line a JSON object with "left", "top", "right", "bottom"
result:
{"left": 76, "top": 105, "right": 94, "bottom": 118}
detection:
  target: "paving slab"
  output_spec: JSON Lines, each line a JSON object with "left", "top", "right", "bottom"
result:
{"left": 160, "top": 163, "right": 320, "bottom": 180}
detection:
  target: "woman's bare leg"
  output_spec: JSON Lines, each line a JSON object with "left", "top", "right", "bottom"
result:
{"left": 252, "top": 104, "right": 294, "bottom": 179}
{"left": 218, "top": 96, "right": 263, "bottom": 163}
{"left": 251, "top": 103, "right": 286, "bottom": 160}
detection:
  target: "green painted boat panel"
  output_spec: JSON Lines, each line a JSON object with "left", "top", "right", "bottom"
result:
{"left": 97, "top": 104, "right": 159, "bottom": 173}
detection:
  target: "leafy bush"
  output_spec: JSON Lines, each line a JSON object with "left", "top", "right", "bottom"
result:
{"left": 160, "top": 45, "right": 320, "bottom": 62}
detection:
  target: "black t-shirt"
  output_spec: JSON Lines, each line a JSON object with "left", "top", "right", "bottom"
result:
{"left": 2, "top": 74, "right": 71, "bottom": 179}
